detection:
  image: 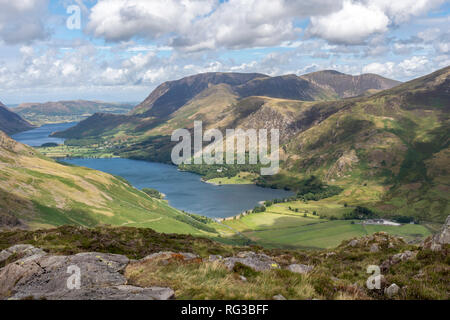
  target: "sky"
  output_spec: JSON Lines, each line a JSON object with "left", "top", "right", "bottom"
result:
{"left": 0, "top": 0, "right": 449, "bottom": 104}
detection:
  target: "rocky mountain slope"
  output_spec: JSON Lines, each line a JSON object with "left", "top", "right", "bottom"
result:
{"left": 281, "top": 66, "right": 449, "bottom": 222}
{"left": 15, "top": 100, "right": 135, "bottom": 125}
{"left": 301, "top": 70, "right": 401, "bottom": 98}
{"left": 55, "top": 70, "right": 399, "bottom": 141}
{"left": 0, "top": 130, "right": 219, "bottom": 235}
{"left": 0, "top": 102, "right": 34, "bottom": 135}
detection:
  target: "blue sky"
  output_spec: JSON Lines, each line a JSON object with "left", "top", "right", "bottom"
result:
{"left": 0, "top": 0, "right": 449, "bottom": 104}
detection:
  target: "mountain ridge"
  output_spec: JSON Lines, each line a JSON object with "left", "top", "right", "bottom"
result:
{"left": 15, "top": 100, "right": 135, "bottom": 125}
{"left": 0, "top": 101, "right": 34, "bottom": 135}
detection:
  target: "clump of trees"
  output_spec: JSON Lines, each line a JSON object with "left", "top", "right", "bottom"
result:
{"left": 393, "top": 216, "right": 416, "bottom": 223}
{"left": 142, "top": 188, "right": 163, "bottom": 199}
{"left": 343, "top": 206, "right": 377, "bottom": 220}
{"left": 252, "top": 205, "right": 266, "bottom": 213}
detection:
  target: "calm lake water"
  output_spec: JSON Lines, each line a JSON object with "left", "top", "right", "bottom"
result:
{"left": 11, "top": 122, "right": 77, "bottom": 147}
{"left": 13, "top": 123, "right": 293, "bottom": 218}
{"left": 66, "top": 158, "right": 292, "bottom": 218}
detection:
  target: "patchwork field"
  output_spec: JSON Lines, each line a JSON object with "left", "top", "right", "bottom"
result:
{"left": 224, "top": 204, "right": 431, "bottom": 249}
{"left": 38, "top": 145, "right": 116, "bottom": 159}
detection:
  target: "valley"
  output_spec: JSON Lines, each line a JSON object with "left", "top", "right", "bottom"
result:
{"left": 48, "top": 67, "right": 449, "bottom": 227}
{"left": 1, "top": 68, "right": 447, "bottom": 250}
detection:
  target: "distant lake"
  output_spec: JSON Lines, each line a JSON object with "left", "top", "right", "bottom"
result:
{"left": 65, "top": 158, "right": 293, "bottom": 219}
{"left": 11, "top": 122, "right": 77, "bottom": 147}
{"left": 14, "top": 123, "right": 293, "bottom": 218}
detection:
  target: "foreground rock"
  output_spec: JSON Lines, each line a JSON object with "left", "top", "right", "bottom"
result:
{"left": 222, "top": 252, "right": 279, "bottom": 271}
{"left": 381, "top": 250, "right": 417, "bottom": 272}
{"left": 384, "top": 283, "right": 400, "bottom": 298}
{"left": 141, "top": 251, "right": 200, "bottom": 264}
{"left": 287, "top": 264, "right": 313, "bottom": 274}
{"left": 0, "top": 244, "right": 46, "bottom": 267}
{"left": 0, "top": 246, "right": 174, "bottom": 300}
{"left": 423, "top": 215, "right": 450, "bottom": 251}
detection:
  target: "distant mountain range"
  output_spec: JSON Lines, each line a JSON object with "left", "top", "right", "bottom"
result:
{"left": 0, "top": 101, "right": 34, "bottom": 135}
{"left": 131, "top": 71, "right": 400, "bottom": 117}
{"left": 53, "top": 67, "right": 450, "bottom": 223}
{"left": 15, "top": 100, "right": 136, "bottom": 125}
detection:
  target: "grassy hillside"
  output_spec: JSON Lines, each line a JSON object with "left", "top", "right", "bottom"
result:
{"left": 0, "top": 130, "right": 220, "bottom": 236}
{"left": 283, "top": 66, "right": 450, "bottom": 223}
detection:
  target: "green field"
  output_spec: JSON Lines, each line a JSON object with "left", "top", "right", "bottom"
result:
{"left": 38, "top": 145, "right": 116, "bottom": 159}
{"left": 224, "top": 207, "right": 431, "bottom": 249}
{"left": 206, "top": 172, "right": 258, "bottom": 185}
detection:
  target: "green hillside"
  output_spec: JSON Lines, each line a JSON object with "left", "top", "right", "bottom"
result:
{"left": 0, "top": 130, "right": 220, "bottom": 236}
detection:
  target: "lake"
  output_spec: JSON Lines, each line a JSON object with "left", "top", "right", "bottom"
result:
{"left": 65, "top": 158, "right": 293, "bottom": 218}
{"left": 13, "top": 123, "right": 293, "bottom": 218}
{"left": 11, "top": 122, "right": 77, "bottom": 147}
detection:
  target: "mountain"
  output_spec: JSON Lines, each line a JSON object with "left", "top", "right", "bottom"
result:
{"left": 0, "top": 101, "right": 34, "bottom": 135}
{"left": 15, "top": 100, "right": 135, "bottom": 125}
{"left": 55, "top": 70, "right": 398, "bottom": 141}
{"left": 132, "top": 72, "right": 267, "bottom": 117}
{"left": 0, "top": 130, "right": 219, "bottom": 235}
{"left": 51, "top": 68, "right": 449, "bottom": 223}
{"left": 280, "top": 66, "right": 450, "bottom": 222}
{"left": 301, "top": 70, "right": 401, "bottom": 98}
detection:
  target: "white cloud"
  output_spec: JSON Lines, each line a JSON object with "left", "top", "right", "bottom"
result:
{"left": 87, "top": 0, "right": 216, "bottom": 42}
{"left": 86, "top": 0, "right": 342, "bottom": 51}
{"left": 308, "top": 0, "right": 445, "bottom": 44}
{"left": 362, "top": 61, "right": 395, "bottom": 76}
{"left": 309, "top": 1, "right": 389, "bottom": 44}
{"left": 0, "top": 0, "right": 49, "bottom": 44}
{"left": 363, "top": 56, "right": 433, "bottom": 79}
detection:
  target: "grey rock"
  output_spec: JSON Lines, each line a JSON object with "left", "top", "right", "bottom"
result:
{"left": 208, "top": 255, "right": 223, "bottom": 262}
{"left": 422, "top": 215, "right": 450, "bottom": 251}
{"left": 370, "top": 244, "right": 379, "bottom": 253}
{"left": 287, "top": 264, "right": 313, "bottom": 274}
{"left": 179, "top": 252, "right": 200, "bottom": 260}
{"left": 381, "top": 250, "right": 417, "bottom": 272}
{"left": 0, "top": 244, "right": 46, "bottom": 267}
{"left": 0, "top": 249, "right": 175, "bottom": 300}
{"left": 12, "top": 285, "right": 175, "bottom": 301}
{"left": 392, "top": 250, "right": 416, "bottom": 263}
{"left": 384, "top": 283, "right": 400, "bottom": 298}
{"left": 141, "top": 251, "right": 199, "bottom": 263}
{"left": 272, "top": 294, "right": 286, "bottom": 300}
{"left": 436, "top": 215, "right": 450, "bottom": 245}
{"left": 348, "top": 239, "right": 359, "bottom": 247}
{"left": 222, "top": 252, "right": 278, "bottom": 272}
